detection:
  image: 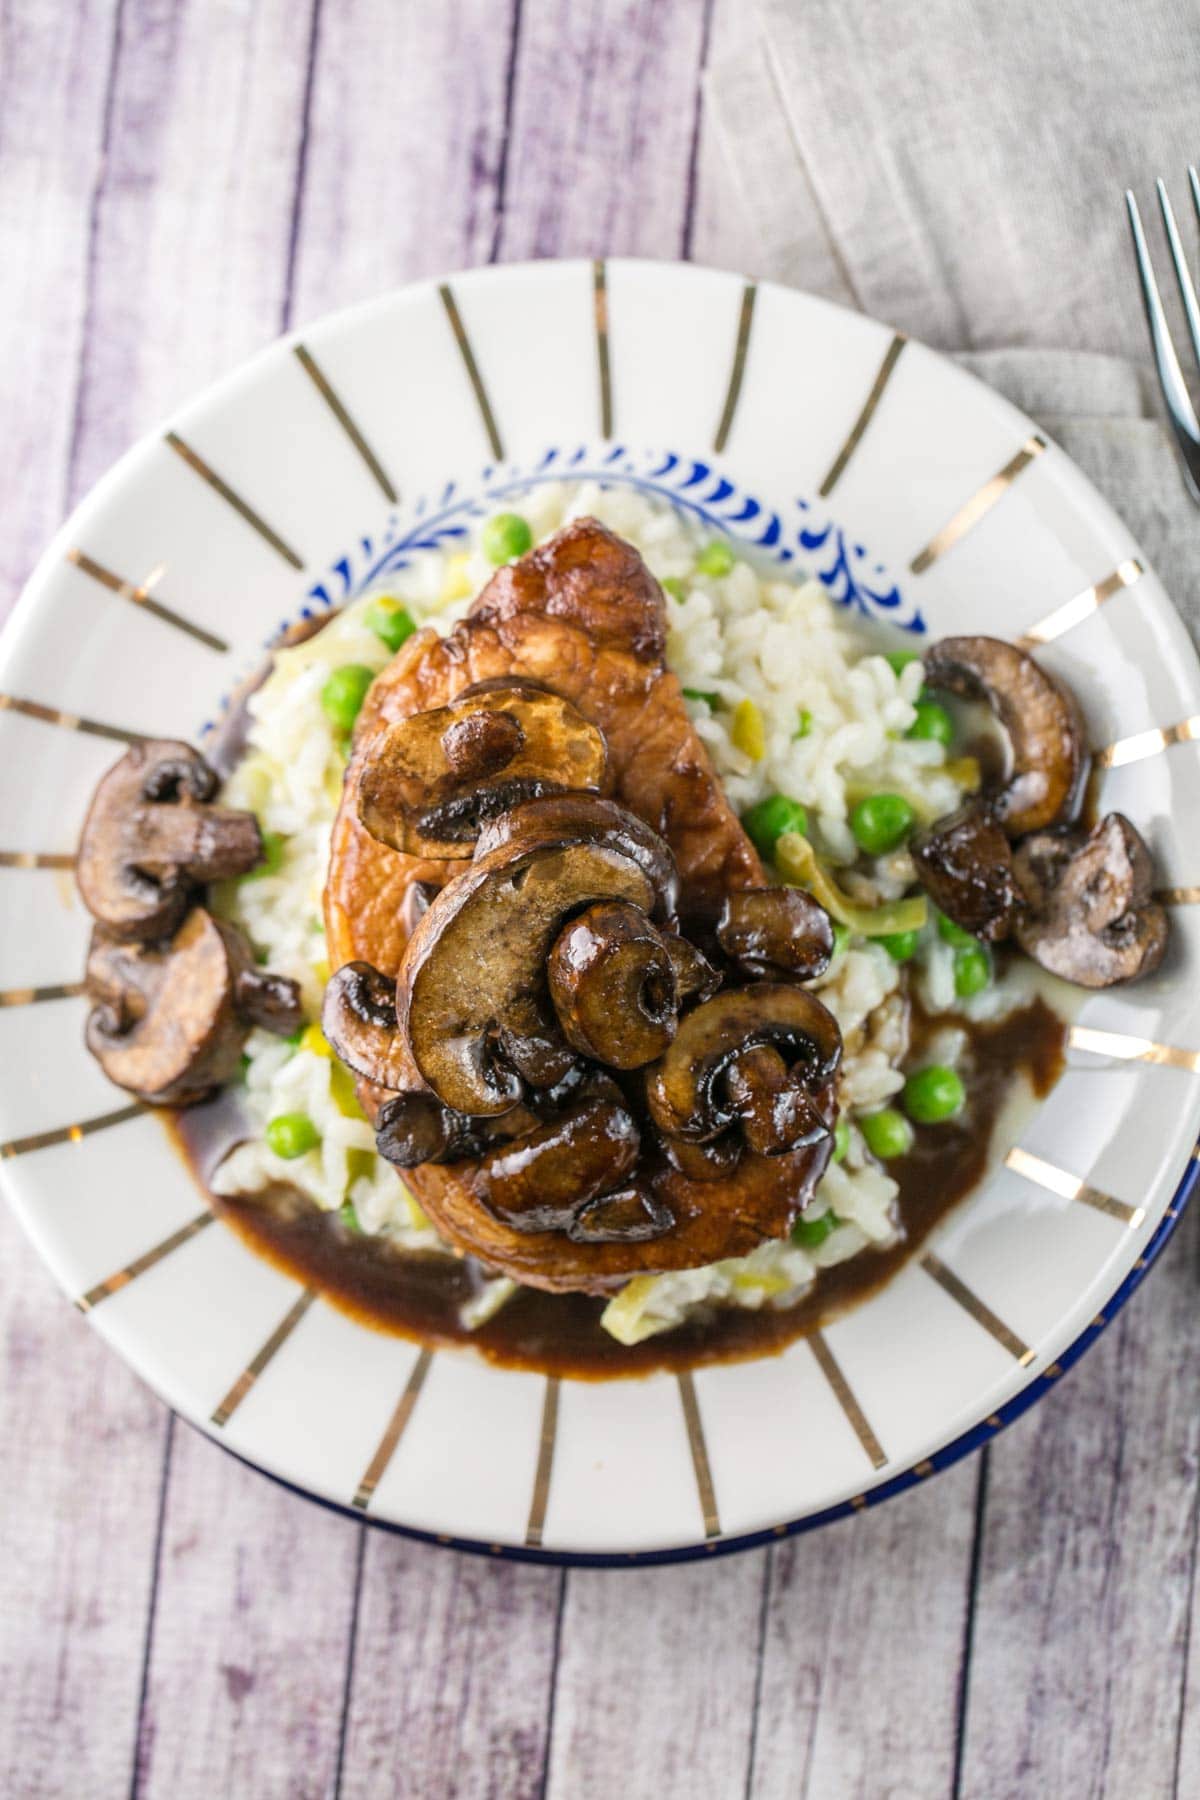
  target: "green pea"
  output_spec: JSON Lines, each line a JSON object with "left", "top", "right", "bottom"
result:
{"left": 365, "top": 597, "right": 416, "bottom": 654}
{"left": 860, "top": 1107, "right": 914, "bottom": 1160}
{"left": 682, "top": 688, "right": 720, "bottom": 707}
{"left": 833, "top": 1118, "right": 850, "bottom": 1163}
{"left": 742, "top": 794, "right": 809, "bottom": 859}
{"left": 954, "top": 943, "right": 992, "bottom": 998}
{"left": 936, "top": 912, "right": 977, "bottom": 948}
{"left": 794, "top": 707, "right": 813, "bottom": 740}
{"left": 907, "top": 700, "right": 954, "bottom": 746}
{"left": 792, "top": 1209, "right": 840, "bottom": 1248}
{"left": 265, "top": 1113, "right": 321, "bottom": 1159}
{"left": 481, "top": 512, "right": 533, "bottom": 565}
{"left": 695, "top": 539, "right": 736, "bottom": 577}
{"left": 831, "top": 922, "right": 851, "bottom": 960}
{"left": 903, "top": 1065, "right": 966, "bottom": 1124}
{"left": 321, "top": 664, "right": 375, "bottom": 734}
{"left": 880, "top": 928, "right": 920, "bottom": 963}
{"left": 338, "top": 1199, "right": 362, "bottom": 1234}
{"left": 849, "top": 792, "right": 916, "bottom": 855}
{"left": 244, "top": 829, "right": 285, "bottom": 880}
{"left": 661, "top": 576, "right": 686, "bottom": 601}
{"left": 886, "top": 650, "right": 922, "bottom": 677}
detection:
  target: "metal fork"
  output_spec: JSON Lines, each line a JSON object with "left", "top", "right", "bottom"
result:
{"left": 1126, "top": 169, "right": 1200, "bottom": 504}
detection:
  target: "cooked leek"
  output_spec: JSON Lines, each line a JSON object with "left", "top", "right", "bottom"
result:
{"left": 775, "top": 831, "right": 928, "bottom": 937}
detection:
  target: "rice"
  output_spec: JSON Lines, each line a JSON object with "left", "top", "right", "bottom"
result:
{"left": 210, "top": 482, "right": 1022, "bottom": 1345}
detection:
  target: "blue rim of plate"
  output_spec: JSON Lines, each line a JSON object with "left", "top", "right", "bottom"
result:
{"left": 191, "top": 1145, "right": 1198, "bottom": 1567}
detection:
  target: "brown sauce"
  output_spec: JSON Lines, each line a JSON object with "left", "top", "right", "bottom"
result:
{"left": 170, "top": 994, "right": 1065, "bottom": 1381}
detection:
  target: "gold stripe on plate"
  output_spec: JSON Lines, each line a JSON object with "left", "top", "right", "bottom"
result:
{"left": 76, "top": 1210, "right": 214, "bottom": 1312}
{"left": 352, "top": 1347, "right": 434, "bottom": 1511}
{"left": 921, "top": 1252, "right": 1036, "bottom": 1365}
{"left": 163, "top": 434, "right": 304, "bottom": 572}
{"left": 0, "top": 850, "right": 75, "bottom": 870}
{"left": 1067, "top": 1023, "right": 1200, "bottom": 1073}
{"left": 914, "top": 1459, "right": 935, "bottom": 1478}
{"left": 909, "top": 435, "right": 1046, "bottom": 575}
{"left": 1157, "top": 887, "right": 1200, "bottom": 904}
{"left": 1004, "top": 1145, "right": 1145, "bottom": 1227}
{"left": 0, "top": 692, "right": 147, "bottom": 745}
{"left": 525, "top": 1375, "right": 560, "bottom": 1549}
{"left": 293, "top": 345, "right": 397, "bottom": 503}
{"left": 438, "top": 284, "right": 504, "bottom": 461}
{"left": 809, "top": 1329, "right": 887, "bottom": 1470}
{"left": 676, "top": 1371, "right": 721, "bottom": 1540}
{"left": 1095, "top": 715, "right": 1200, "bottom": 770}
{"left": 713, "top": 281, "right": 758, "bottom": 454}
{"left": 0, "top": 981, "right": 86, "bottom": 1007}
{"left": 67, "top": 548, "right": 229, "bottom": 652}
{"left": 819, "top": 332, "right": 906, "bottom": 497}
{"left": 1017, "top": 558, "right": 1144, "bottom": 648}
{"left": 1, "top": 1101, "right": 146, "bottom": 1160}
{"left": 593, "top": 259, "right": 613, "bottom": 438}
{"left": 210, "top": 1288, "right": 317, "bottom": 1427}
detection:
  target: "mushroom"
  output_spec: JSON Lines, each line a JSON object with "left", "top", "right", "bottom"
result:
{"left": 658, "top": 1133, "right": 742, "bottom": 1183}
{"left": 923, "top": 637, "right": 1087, "bottom": 835}
{"left": 84, "top": 908, "right": 302, "bottom": 1105}
{"left": 77, "top": 740, "right": 263, "bottom": 941}
{"left": 1012, "top": 812, "right": 1169, "bottom": 987}
{"left": 910, "top": 801, "right": 1019, "bottom": 941}
{"left": 470, "top": 1097, "right": 642, "bottom": 1232}
{"left": 716, "top": 887, "right": 834, "bottom": 979}
{"left": 374, "top": 1090, "right": 488, "bottom": 1168}
{"left": 547, "top": 899, "right": 679, "bottom": 1069}
{"left": 321, "top": 961, "right": 414, "bottom": 1092}
{"left": 473, "top": 792, "right": 680, "bottom": 921}
{"left": 567, "top": 1186, "right": 675, "bottom": 1244}
{"left": 645, "top": 984, "right": 842, "bottom": 1156}
{"left": 398, "top": 833, "right": 659, "bottom": 1115}
{"left": 399, "top": 879, "right": 439, "bottom": 943}
{"left": 356, "top": 679, "right": 608, "bottom": 859}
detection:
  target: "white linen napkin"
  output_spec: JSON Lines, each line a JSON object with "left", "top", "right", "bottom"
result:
{"left": 705, "top": 2, "right": 1200, "bottom": 630}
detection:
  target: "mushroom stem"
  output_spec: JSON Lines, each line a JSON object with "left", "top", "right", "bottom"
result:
{"left": 724, "top": 1045, "right": 832, "bottom": 1157}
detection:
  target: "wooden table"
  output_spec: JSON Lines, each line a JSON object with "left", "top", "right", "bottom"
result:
{"left": 2, "top": 3, "right": 1197, "bottom": 1794}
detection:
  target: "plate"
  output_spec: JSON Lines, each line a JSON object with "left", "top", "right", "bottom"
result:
{"left": 2, "top": 260, "right": 1198, "bottom": 1564}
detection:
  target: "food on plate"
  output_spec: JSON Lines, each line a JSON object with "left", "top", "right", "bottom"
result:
{"left": 74, "top": 486, "right": 1169, "bottom": 1371}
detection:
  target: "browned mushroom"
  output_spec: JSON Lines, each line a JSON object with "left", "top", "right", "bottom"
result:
{"left": 1012, "top": 812, "right": 1169, "bottom": 987}
{"left": 547, "top": 899, "right": 679, "bottom": 1069}
{"left": 356, "top": 679, "right": 608, "bottom": 859}
{"left": 910, "top": 801, "right": 1020, "bottom": 941}
{"left": 716, "top": 887, "right": 834, "bottom": 978}
{"left": 398, "top": 832, "right": 658, "bottom": 1114}
{"left": 567, "top": 1185, "right": 675, "bottom": 1244}
{"left": 321, "top": 961, "right": 413, "bottom": 1092}
{"left": 84, "top": 908, "right": 301, "bottom": 1105}
{"left": 77, "top": 741, "right": 263, "bottom": 941}
{"left": 923, "top": 637, "right": 1086, "bottom": 835}
{"left": 473, "top": 791, "right": 680, "bottom": 921}
{"left": 645, "top": 984, "right": 841, "bottom": 1158}
{"left": 470, "top": 1098, "right": 642, "bottom": 1232}
{"left": 374, "top": 1090, "right": 488, "bottom": 1168}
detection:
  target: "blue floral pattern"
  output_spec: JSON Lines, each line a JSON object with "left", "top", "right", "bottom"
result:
{"left": 298, "top": 445, "right": 925, "bottom": 636}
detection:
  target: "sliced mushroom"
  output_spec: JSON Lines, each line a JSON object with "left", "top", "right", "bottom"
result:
{"left": 548, "top": 899, "right": 679, "bottom": 1069}
{"left": 356, "top": 679, "right": 608, "bottom": 859}
{"left": 77, "top": 740, "right": 263, "bottom": 941}
{"left": 723, "top": 1044, "right": 831, "bottom": 1156}
{"left": 663, "top": 930, "right": 720, "bottom": 1003}
{"left": 923, "top": 637, "right": 1086, "bottom": 835}
{"left": 398, "top": 835, "right": 656, "bottom": 1114}
{"left": 567, "top": 1186, "right": 675, "bottom": 1244}
{"left": 1013, "top": 812, "right": 1169, "bottom": 987}
{"left": 470, "top": 1098, "right": 641, "bottom": 1232}
{"left": 645, "top": 983, "right": 842, "bottom": 1148}
{"left": 473, "top": 792, "right": 680, "bottom": 921}
{"left": 321, "top": 961, "right": 416, "bottom": 1093}
{"left": 716, "top": 887, "right": 834, "bottom": 979}
{"left": 910, "top": 801, "right": 1019, "bottom": 941}
{"left": 374, "top": 1090, "right": 488, "bottom": 1167}
{"left": 399, "top": 879, "right": 439, "bottom": 944}
{"left": 658, "top": 1132, "right": 742, "bottom": 1182}
{"left": 85, "top": 909, "right": 301, "bottom": 1105}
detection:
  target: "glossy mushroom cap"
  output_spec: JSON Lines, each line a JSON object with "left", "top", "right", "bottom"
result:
{"left": 911, "top": 801, "right": 1019, "bottom": 942}
{"left": 356, "top": 679, "right": 608, "bottom": 859}
{"left": 1013, "top": 813, "right": 1169, "bottom": 987}
{"left": 715, "top": 887, "right": 835, "bottom": 979}
{"left": 547, "top": 899, "right": 680, "bottom": 1070}
{"left": 77, "top": 741, "right": 262, "bottom": 942}
{"left": 923, "top": 637, "right": 1087, "bottom": 836}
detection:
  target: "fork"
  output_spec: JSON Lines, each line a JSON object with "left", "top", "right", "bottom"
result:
{"left": 1126, "top": 169, "right": 1200, "bottom": 504}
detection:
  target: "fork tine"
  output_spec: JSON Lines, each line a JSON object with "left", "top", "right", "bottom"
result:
{"left": 1156, "top": 178, "right": 1200, "bottom": 370}
{"left": 1125, "top": 190, "right": 1200, "bottom": 467}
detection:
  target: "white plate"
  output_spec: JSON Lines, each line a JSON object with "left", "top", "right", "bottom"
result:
{"left": 2, "top": 260, "right": 1198, "bottom": 1564}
